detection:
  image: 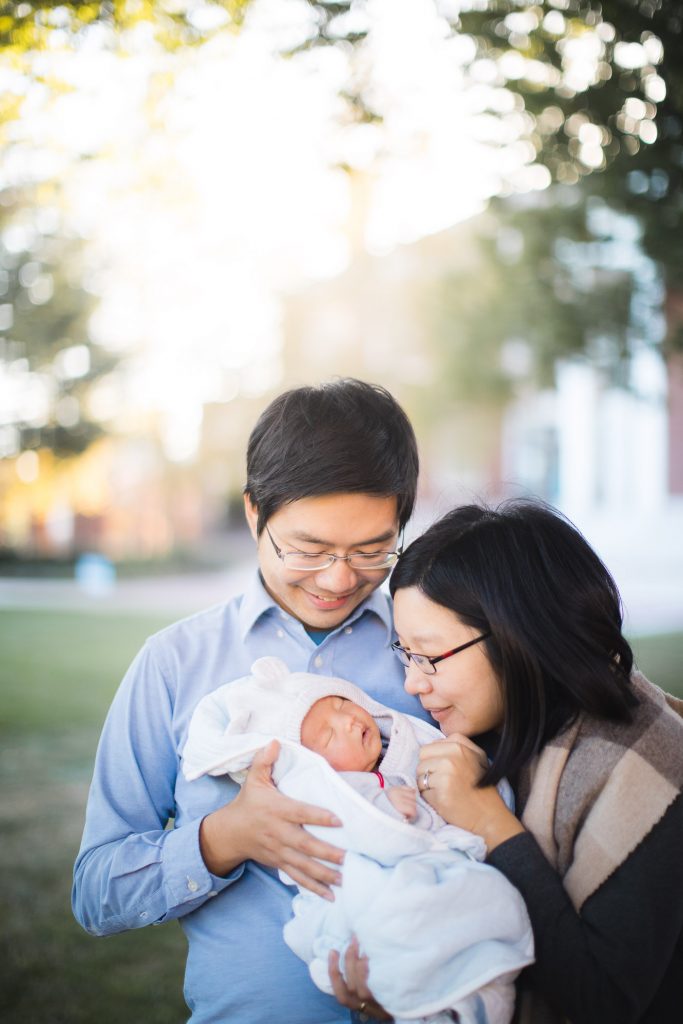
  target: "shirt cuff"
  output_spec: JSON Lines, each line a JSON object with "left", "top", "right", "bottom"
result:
{"left": 162, "top": 816, "right": 245, "bottom": 910}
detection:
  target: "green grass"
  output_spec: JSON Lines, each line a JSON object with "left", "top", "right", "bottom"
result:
{"left": 630, "top": 632, "right": 683, "bottom": 698}
{"left": 0, "top": 608, "right": 681, "bottom": 1023}
{"left": 0, "top": 608, "right": 177, "bottom": 732}
{"left": 0, "top": 608, "right": 188, "bottom": 1024}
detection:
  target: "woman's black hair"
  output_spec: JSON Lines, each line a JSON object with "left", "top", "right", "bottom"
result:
{"left": 390, "top": 501, "right": 637, "bottom": 786}
{"left": 244, "top": 378, "right": 419, "bottom": 534}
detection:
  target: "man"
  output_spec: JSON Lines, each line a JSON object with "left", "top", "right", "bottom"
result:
{"left": 73, "top": 379, "right": 429, "bottom": 1023}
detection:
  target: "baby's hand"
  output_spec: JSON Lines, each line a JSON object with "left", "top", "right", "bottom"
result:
{"left": 387, "top": 785, "right": 417, "bottom": 821}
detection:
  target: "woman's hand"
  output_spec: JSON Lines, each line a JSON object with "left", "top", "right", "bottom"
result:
{"left": 417, "top": 734, "right": 525, "bottom": 852}
{"left": 199, "top": 740, "right": 345, "bottom": 899}
{"left": 328, "top": 937, "right": 393, "bottom": 1021}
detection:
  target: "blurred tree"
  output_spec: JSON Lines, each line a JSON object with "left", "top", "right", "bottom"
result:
{"left": 0, "top": 1, "right": 254, "bottom": 132}
{"left": 0, "top": 1, "right": 254, "bottom": 462}
{"left": 3, "top": 0, "right": 680, "bottom": 398}
{"left": 298, "top": 2, "right": 682, "bottom": 360}
{"left": 452, "top": 0, "right": 683, "bottom": 348}
{"left": 0, "top": 189, "right": 116, "bottom": 458}
{"left": 427, "top": 194, "right": 647, "bottom": 405}
{"left": 0, "top": 0, "right": 250, "bottom": 53}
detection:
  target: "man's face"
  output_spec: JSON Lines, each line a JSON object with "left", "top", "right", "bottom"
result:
{"left": 245, "top": 492, "right": 400, "bottom": 630}
{"left": 300, "top": 695, "right": 383, "bottom": 771}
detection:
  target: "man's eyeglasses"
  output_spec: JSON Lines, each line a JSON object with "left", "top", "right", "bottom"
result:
{"left": 265, "top": 525, "right": 402, "bottom": 572}
{"left": 391, "top": 632, "right": 491, "bottom": 675}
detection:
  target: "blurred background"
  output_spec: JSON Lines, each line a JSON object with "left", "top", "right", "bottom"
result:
{"left": 1, "top": 1, "right": 682, "bottom": 1021}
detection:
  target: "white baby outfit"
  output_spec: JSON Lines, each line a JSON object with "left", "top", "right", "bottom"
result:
{"left": 182, "top": 657, "right": 534, "bottom": 1024}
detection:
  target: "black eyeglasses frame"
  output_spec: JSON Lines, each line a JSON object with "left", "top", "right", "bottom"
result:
{"left": 391, "top": 631, "right": 491, "bottom": 675}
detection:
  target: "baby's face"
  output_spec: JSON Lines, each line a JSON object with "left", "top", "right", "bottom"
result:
{"left": 300, "top": 696, "right": 382, "bottom": 772}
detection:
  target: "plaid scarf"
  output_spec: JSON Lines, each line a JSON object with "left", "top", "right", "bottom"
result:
{"left": 514, "top": 672, "right": 683, "bottom": 1023}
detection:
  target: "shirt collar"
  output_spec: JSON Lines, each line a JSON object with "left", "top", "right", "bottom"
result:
{"left": 237, "top": 571, "right": 281, "bottom": 640}
{"left": 237, "top": 570, "right": 394, "bottom": 644}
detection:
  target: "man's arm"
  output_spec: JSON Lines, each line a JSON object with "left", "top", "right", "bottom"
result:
{"left": 72, "top": 641, "right": 238, "bottom": 935}
{"left": 72, "top": 643, "right": 345, "bottom": 935}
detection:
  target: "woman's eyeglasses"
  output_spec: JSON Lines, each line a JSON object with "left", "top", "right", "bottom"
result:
{"left": 391, "top": 632, "right": 491, "bottom": 675}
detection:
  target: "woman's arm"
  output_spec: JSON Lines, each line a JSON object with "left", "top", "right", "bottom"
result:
{"left": 489, "top": 793, "right": 683, "bottom": 1024}
{"left": 418, "top": 737, "right": 683, "bottom": 1024}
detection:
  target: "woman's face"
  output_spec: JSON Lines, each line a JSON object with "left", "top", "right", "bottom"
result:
{"left": 392, "top": 586, "right": 504, "bottom": 738}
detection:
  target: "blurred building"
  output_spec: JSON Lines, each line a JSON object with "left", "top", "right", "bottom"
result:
{"left": 2, "top": 200, "right": 682, "bottom": 573}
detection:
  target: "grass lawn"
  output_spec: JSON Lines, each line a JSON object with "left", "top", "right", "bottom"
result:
{"left": 1, "top": 607, "right": 681, "bottom": 1023}
{"left": 1, "top": 608, "right": 188, "bottom": 1024}
{"left": 630, "top": 632, "right": 683, "bottom": 698}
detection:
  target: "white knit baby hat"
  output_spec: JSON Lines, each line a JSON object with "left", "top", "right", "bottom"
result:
{"left": 222, "top": 656, "right": 381, "bottom": 742}
{"left": 182, "top": 656, "right": 393, "bottom": 781}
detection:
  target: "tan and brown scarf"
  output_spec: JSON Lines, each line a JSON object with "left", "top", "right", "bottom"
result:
{"left": 514, "top": 673, "right": 683, "bottom": 1024}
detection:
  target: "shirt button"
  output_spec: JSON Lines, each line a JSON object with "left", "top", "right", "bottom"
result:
{"left": 344, "top": 626, "right": 353, "bottom": 635}
{"left": 314, "top": 655, "right": 323, "bottom": 668}
{"left": 187, "top": 878, "right": 199, "bottom": 893}
{"left": 139, "top": 911, "right": 148, "bottom": 919}
{"left": 277, "top": 629, "right": 284, "bottom": 638}
{"left": 208, "top": 890, "right": 218, "bottom": 897}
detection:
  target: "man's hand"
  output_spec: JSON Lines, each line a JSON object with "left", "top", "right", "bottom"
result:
{"left": 386, "top": 785, "right": 417, "bottom": 822}
{"left": 329, "top": 937, "right": 393, "bottom": 1021}
{"left": 199, "top": 740, "right": 345, "bottom": 899}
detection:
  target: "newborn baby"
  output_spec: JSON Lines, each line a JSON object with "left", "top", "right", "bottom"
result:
{"left": 182, "top": 657, "right": 534, "bottom": 1024}
{"left": 300, "top": 694, "right": 439, "bottom": 827}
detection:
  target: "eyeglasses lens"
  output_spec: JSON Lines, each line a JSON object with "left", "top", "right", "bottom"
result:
{"left": 283, "top": 552, "right": 397, "bottom": 571}
{"left": 414, "top": 655, "right": 436, "bottom": 675}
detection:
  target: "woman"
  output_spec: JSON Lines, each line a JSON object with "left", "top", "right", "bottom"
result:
{"left": 331, "top": 501, "right": 683, "bottom": 1023}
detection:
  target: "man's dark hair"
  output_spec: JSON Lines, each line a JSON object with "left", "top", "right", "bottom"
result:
{"left": 390, "top": 500, "right": 637, "bottom": 786}
{"left": 244, "top": 378, "right": 419, "bottom": 534}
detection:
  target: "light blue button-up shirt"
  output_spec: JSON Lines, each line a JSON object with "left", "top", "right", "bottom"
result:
{"left": 73, "top": 573, "right": 432, "bottom": 1023}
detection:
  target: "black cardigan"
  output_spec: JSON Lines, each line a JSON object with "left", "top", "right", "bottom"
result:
{"left": 488, "top": 792, "right": 683, "bottom": 1024}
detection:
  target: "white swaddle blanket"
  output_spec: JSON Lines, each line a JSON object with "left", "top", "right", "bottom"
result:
{"left": 182, "top": 658, "right": 534, "bottom": 1024}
